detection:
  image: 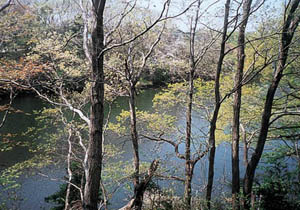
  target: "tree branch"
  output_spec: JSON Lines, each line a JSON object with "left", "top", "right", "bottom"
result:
{"left": 0, "top": 0, "right": 12, "bottom": 13}
{"left": 100, "top": 0, "right": 198, "bottom": 56}
{"left": 0, "top": 87, "right": 14, "bottom": 129}
{"left": 141, "top": 134, "right": 185, "bottom": 160}
{"left": 119, "top": 160, "right": 159, "bottom": 210}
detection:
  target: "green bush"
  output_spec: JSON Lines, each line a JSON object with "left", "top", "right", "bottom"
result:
{"left": 254, "top": 151, "right": 300, "bottom": 210}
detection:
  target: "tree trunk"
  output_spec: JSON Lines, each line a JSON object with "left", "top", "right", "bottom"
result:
{"left": 232, "top": 1, "right": 252, "bottom": 209}
{"left": 119, "top": 160, "right": 159, "bottom": 210}
{"left": 206, "top": 0, "right": 231, "bottom": 208}
{"left": 184, "top": 63, "right": 195, "bottom": 208}
{"left": 243, "top": 1, "right": 300, "bottom": 209}
{"left": 184, "top": 164, "right": 194, "bottom": 209}
{"left": 241, "top": 125, "right": 249, "bottom": 167}
{"left": 83, "top": 1, "right": 106, "bottom": 210}
{"left": 128, "top": 82, "right": 141, "bottom": 210}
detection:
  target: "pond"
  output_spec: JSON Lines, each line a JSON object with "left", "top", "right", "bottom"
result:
{"left": 0, "top": 90, "right": 245, "bottom": 209}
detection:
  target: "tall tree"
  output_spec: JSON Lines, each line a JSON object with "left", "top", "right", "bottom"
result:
{"left": 206, "top": 0, "right": 231, "bottom": 208}
{"left": 232, "top": 0, "right": 252, "bottom": 209}
{"left": 83, "top": 0, "right": 106, "bottom": 209}
{"left": 81, "top": 1, "right": 190, "bottom": 208}
{"left": 243, "top": 0, "right": 300, "bottom": 209}
{"left": 138, "top": 1, "right": 219, "bottom": 207}
{"left": 123, "top": 22, "right": 166, "bottom": 209}
{"left": 184, "top": 2, "right": 201, "bottom": 207}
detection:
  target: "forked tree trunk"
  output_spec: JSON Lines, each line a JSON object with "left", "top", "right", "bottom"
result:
{"left": 232, "top": 1, "right": 252, "bottom": 210}
{"left": 83, "top": 0, "right": 106, "bottom": 210}
{"left": 119, "top": 160, "right": 159, "bottom": 210}
{"left": 206, "top": 0, "right": 231, "bottom": 208}
{"left": 243, "top": 1, "right": 300, "bottom": 209}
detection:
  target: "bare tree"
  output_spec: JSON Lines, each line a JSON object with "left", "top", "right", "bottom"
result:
{"left": 184, "top": 2, "right": 203, "bottom": 207}
{"left": 232, "top": 1, "right": 253, "bottom": 209}
{"left": 142, "top": 1, "right": 221, "bottom": 207}
{"left": 79, "top": 1, "right": 198, "bottom": 209}
{"left": 122, "top": 16, "right": 167, "bottom": 209}
{"left": 206, "top": 0, "right": 231, "bottom": 208}
{"left": 0, "top": 0, "right": 200, "bottom": 209}
{"left": 82, "top": 1, "right": 106, "bottom": 209}
{"left": 243, "top": 0, "right": 300, "bottom": 209}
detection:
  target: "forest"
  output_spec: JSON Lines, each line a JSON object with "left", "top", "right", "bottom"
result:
{"left": 0, "top": 0, "right": 300, "bottom": 209}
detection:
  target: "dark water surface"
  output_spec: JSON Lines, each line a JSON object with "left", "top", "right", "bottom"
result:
{"left": 0, "top": 91, "right": 242, "bottom": 209}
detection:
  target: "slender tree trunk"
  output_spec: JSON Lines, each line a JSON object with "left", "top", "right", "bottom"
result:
{"left": 128, "top": 82, "right": 142, "bottom": 210}
{"left": 83, "top": 1, "right": 106, "bottom": 210}
{"left": 243, "top": 1, "right": 300, "bottom": 209}
{"left": 184, "top": 164, "right": 194, "bottom": 209}
{"left": 183, "top": 1, "right": 201, "bottom": 206}
{"left": 241, "top": 124, "right": 248, "bottom": 167}
{"left": 206, "top": 1, "right": 231, "bottom": 208}
{"left": 296, "top": 142, "right": 300, "bottom": 183}
{"left": 65, "top": 129, "right": 73, "bottom": 210}
{"left": 184, "top": 64, "right": 195, "bottom": 208}
{"left": 232, "top": 1, "right": 252, "bottom": 209}
{"left": 206, "top": 118, "right": 217, "bottom": 209}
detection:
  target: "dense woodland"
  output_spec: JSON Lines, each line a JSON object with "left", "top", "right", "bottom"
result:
{"left": 0, "top": 0, "right": 300, "bottom": 209}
